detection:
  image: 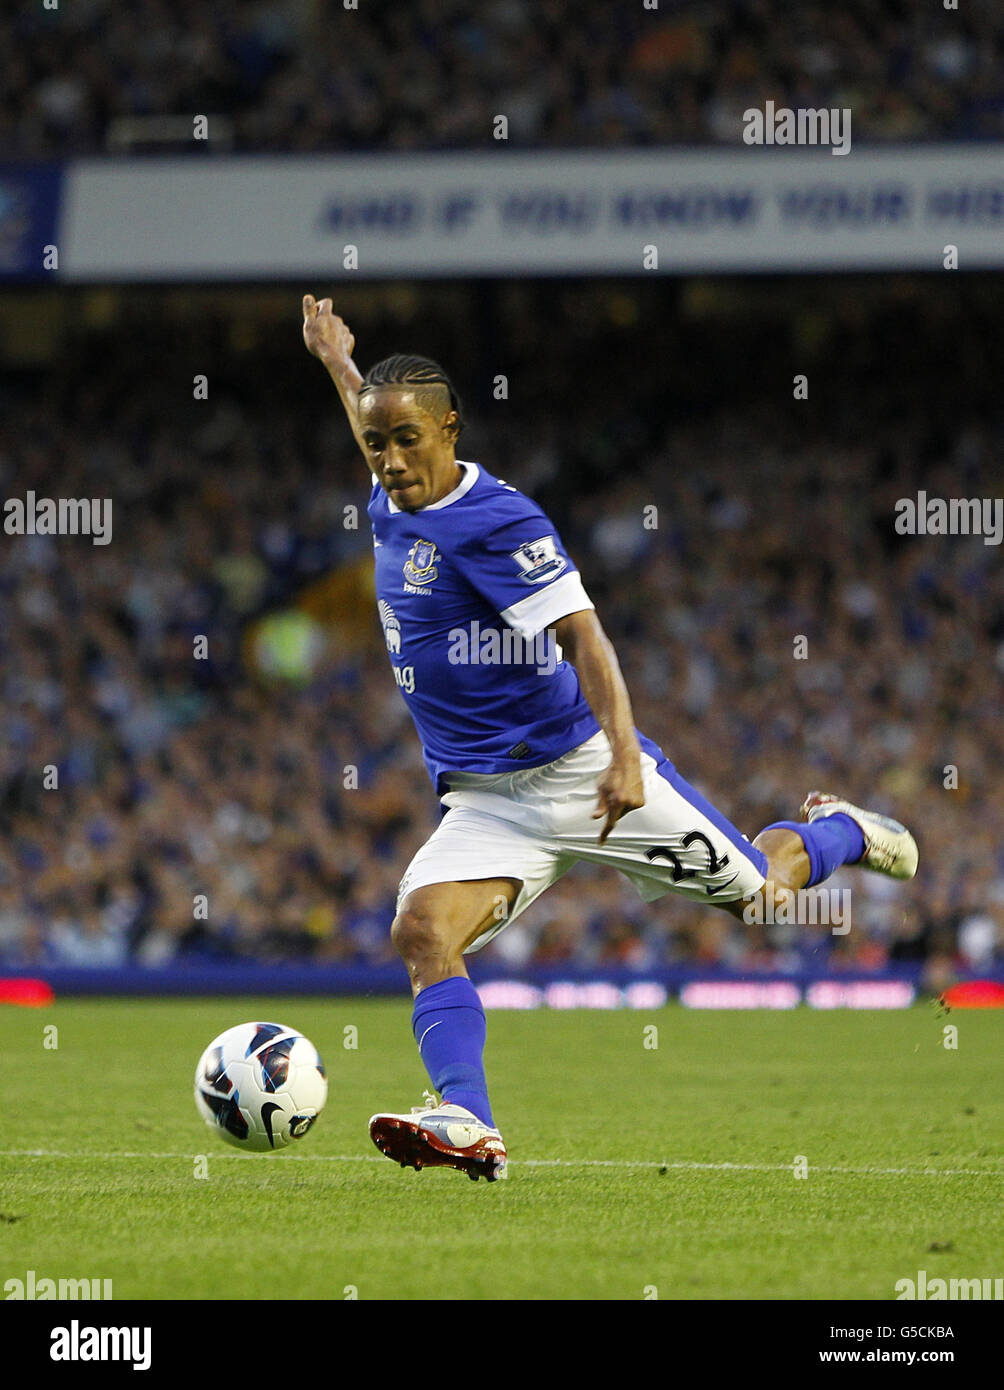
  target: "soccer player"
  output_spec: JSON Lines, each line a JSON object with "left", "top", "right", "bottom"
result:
{"left": 302, "top": 294, "right": 919, "bottom": 1182}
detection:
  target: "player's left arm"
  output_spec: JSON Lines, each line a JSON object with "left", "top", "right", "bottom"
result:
{"left": 554, "top": 610, "right": 645, "bottom": 844}
{"left": 458, "top": 502, "right": 645, "bottom": 842}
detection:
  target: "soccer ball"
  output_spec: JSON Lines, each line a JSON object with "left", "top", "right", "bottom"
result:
{"left": 194, "top": 1021, "right": 328, "bottom": 1152}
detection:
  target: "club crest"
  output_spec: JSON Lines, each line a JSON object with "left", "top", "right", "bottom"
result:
{"left": 403, "top": 539, "right": 440, "bottom": 586}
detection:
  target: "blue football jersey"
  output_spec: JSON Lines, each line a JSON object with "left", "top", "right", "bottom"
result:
{"left": 367, "top": 460, "right": 600, "bottom": 791}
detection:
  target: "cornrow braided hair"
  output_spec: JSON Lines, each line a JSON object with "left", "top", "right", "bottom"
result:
{"left": 358, "top": 354, "right": 464, "bottom": 438}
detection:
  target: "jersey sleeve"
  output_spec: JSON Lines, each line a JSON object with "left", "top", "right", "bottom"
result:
{"left": 458, "top": 498, "right": 594, "bottom": 639}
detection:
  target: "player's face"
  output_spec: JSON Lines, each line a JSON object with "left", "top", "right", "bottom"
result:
{"left": 358, "top": 388, "right": 460, "bottom": 511}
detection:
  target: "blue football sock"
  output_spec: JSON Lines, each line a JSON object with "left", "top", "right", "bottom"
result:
{"left": 761, "top": 813, "right": 866, "bottom": 887}
{"left": 412, "top": 976, "right": 494, "bottom": 1127}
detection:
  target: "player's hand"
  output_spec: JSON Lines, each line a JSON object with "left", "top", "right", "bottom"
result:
{"left": 593, "top": 756, "right": 645, "bottom": 844}
{"left": 302, "top": 295, "right": 355, "bottom": 376}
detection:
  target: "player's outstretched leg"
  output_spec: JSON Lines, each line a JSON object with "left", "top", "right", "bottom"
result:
{"left": 368, "top": 878, "right": 520, "bottom": 1182}
{"left": 799, "top": 791, "right": 918, "bottom": 880}
{"left": 729, "top": 789, "right": 918, "bottom": 922}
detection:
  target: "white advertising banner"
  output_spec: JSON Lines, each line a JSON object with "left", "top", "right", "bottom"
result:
{"left": 60, "top": 146, "right": 1004, "bottom": 279}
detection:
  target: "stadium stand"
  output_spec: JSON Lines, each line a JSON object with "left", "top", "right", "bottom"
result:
{"left": 1, "top": 280, "right": 1001, "bottom": 983}
{"left": 2, "top": 0, "right": 1002, "bottom": 158}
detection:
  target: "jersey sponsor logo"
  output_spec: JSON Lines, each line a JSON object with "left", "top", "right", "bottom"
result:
{"left": 378, "top": 599, "right": 402, "bottom": 653}
{"left": 393, "top": 663, "right": 416, "bottom": 694}
{"left": 403, "top": 539, "right": 441, "bottom": 587}
{"left": 510, "top": 535, "right": 567, "bottom": 584}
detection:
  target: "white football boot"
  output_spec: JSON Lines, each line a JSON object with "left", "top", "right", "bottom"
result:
{"left": 369, "top": 1091, "right": 508, "bottom": 1182}
{"left": 800, "top": 791, "right": 919, "bottom": 880}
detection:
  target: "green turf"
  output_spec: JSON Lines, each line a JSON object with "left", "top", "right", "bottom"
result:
{"left": 1, "top": 999, "right": 1001, "bottom": 1300}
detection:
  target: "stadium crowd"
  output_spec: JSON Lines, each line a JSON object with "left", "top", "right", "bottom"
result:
{"left": 2, "top": 0, "right": 1003, "bottom": 157}
{"left": 0, "top": 294, "right": 1001, "bottom": 983}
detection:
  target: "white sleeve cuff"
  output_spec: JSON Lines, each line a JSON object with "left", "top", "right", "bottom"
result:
{"left": 500, "top": 571, "right": 594, "bottom": 639}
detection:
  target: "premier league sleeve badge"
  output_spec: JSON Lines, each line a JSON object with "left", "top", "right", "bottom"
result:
{"left": 510, "top": 535, "right": 568, "bottom": 584}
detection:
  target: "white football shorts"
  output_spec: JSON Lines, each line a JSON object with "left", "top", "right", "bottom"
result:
{"left": 396, "top": 730, "right": 769, "bottom": 952}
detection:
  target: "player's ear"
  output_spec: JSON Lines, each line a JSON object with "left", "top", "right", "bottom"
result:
{"left": 442, "top": 411, "right": 460, "bottom": 442}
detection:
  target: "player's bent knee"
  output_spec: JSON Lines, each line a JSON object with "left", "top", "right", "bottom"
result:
{"left": 389, "top": 905, "right": 442, "bottom": 962}
{"left": 715, "top": 877, "right": 784, "bottom": 924}
{"left": 721, "top": 876, "right": 802, "bottom": 925}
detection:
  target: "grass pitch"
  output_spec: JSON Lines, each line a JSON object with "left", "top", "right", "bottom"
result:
{"left": 1, "top": 998, "right": 1001, "bottom": 1300}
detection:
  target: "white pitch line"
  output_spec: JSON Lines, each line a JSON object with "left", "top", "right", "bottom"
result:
{"left": 0, "top": 1150, "right": 1000, "bottom": 1178}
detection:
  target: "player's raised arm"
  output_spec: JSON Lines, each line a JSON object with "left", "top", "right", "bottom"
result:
{"left": 302, "top": 294, "right": 370, "bottom": 465}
